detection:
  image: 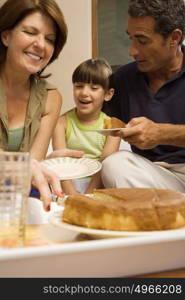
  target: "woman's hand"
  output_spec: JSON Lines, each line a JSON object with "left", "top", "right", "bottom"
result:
{"left": 31, "top": 148, "right": 84, "bottom": 211}
{"left": 31, "top": 159, "right": 63, "bottom": 211}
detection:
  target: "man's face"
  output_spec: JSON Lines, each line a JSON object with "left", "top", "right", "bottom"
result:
{"left": 127, "top": 16, "right": 173, "bottom": 73}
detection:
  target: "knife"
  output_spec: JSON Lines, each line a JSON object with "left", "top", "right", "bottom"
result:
{"left": 29, "top": 187, "right": 66, "bottom": 206}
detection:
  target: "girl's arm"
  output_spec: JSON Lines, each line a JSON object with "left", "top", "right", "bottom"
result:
{"left": 49, "top": 116, "right": 84, "bottom": 158}
{"left": 30, "top": 89, "right": 62, "bottom": 161}
{"left": 99, "top": 135, "right": 121, "bottom": 161}
{"left": 85, "top": 171, "right": 104, "bottom": 194}
{"left": 85, "top": 135, "right": 121, "bottom": 193}
{"left": 60, "top": 180, "right": 79, "bottom": 195}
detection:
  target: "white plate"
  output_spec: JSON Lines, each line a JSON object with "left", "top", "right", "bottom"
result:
{"left": 49, "top": 210, "right": 185, "bottom": 238}
{"left": 86, "top": 128, "right": 124, "bottom": 136}
{"left": 41, "top": 157, "right": 102, "bottom": 180}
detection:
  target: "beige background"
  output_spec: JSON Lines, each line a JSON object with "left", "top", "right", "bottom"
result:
{"left": 46, "top": 0, "right": 92, "bottom": 114}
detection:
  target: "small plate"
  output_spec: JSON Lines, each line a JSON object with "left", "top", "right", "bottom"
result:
{"left": 41, "top": 157, "right": 102, "bottom": 180}
{"left": 49, "top": 211, "right": 185, "bottom": 238}
{"left": 86, "top": 128, "right": 125, "bottom": 136}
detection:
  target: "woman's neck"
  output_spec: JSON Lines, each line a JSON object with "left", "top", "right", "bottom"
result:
{"left": 0, "top": 63, "right": 30, "bottom": 90}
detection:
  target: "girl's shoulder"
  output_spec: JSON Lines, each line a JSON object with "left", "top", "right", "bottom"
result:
{"left": 65, "top": 107, "right": 75, "bottom": 116}
{"left": 55, "top": 114, "right": 66, "bottom": 132}
{"left": 60, "top": 108, "right": 76, "bottom": 130}
{"left": 100, "top": 111, "right": 111, "bottom": 120}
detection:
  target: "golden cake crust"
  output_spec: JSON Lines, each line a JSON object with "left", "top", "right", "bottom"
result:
{"left": 62, "top": 188, "right": 185, "bottom": 231}
{"left": 104, "top": 117, "right": 126, "bottom": 129}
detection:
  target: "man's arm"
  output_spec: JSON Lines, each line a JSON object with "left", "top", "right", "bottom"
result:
{"left": 116, "top": 117, "right": 185, "bottom": 149}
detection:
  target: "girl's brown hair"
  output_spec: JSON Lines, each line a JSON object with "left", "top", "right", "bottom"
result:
{"left": 72, "top": 58, "right": 113, "bottom": 91}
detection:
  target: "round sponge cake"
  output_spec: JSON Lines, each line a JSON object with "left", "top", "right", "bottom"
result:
{"left": 62, "top": 188, "right": 185, "bottom": 231}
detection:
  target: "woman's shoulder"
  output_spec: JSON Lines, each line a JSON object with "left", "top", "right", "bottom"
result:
{"left": 32, "top": 77, "right": 57, "bottom": 91}
{"left": 31, "top": 77, "right": 62, "bottom": 108}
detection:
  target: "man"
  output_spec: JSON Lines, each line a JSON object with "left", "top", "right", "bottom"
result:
{"left": 102, "top": 0, "right": 185, "bottom": 191}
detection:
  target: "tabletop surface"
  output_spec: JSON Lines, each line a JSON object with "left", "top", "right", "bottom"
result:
{"left": 135, "top": 268, "right": 185, "bottom": 278}
{"left": 23, "top": 225, "right": 185, "bottom": 278}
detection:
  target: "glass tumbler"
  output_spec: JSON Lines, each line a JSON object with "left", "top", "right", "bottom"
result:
{"left": 0, "top": 152, "right": 31, "bottom": 248}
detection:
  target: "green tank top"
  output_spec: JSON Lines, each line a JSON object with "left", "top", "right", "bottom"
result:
{"left": 65, "top": 108, "right": 109, "bottom": 159}
{"left": 8, "top": 127, "right": 24, "bottom": 151}
{"left": 0, "top": 77, "right": 57, "bottom": 152}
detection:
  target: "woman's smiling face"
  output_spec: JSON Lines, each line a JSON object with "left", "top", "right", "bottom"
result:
{"left": 1, "top": 11, "right": 56, "bottom": 75}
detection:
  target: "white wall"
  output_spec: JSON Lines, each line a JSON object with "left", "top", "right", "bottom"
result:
{"left": 46, "top": 0, "right": 92, "bottom": 114}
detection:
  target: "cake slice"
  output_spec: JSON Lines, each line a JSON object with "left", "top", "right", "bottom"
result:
{"left": 104, "top": 117, "right": 126, "bottom": 129}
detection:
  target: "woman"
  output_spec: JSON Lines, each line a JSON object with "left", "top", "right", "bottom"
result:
{"left": 0, "top": 0, "right": 67, "bottom": 160}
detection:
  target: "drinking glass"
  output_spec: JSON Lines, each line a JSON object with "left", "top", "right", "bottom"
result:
{"left": 0, "top": 152, "right": 31, "bottom": 248}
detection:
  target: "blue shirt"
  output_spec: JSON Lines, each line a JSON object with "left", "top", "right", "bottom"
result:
{"left": 103, "top": 46, "right": 185, "bottom": 164}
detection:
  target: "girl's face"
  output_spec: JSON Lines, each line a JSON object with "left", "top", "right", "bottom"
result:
{"left": 1, "top": 11, "right": 56, "bottom": 76}
{"left": 73, "top": 82, "right": 113, "bottom": 118}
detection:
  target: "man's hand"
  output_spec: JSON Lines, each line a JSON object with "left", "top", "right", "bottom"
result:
{"left": 116, "top": 117, "right": 161, "bottom": 149}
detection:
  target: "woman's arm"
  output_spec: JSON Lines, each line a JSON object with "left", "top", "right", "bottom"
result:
{"left": 85, "top": 136, "right": 121, "bottom": 193}
{"left": 30, "top": 89, "right": 62, "bottom": 160}
{"left": 52, "top": 114, "right": 67, "bottom": 150}
{"left": 51, "top": 114, "right": 80, "bottom": 195}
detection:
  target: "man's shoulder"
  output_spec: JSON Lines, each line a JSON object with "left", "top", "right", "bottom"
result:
{"left": 115, "top": 61, "right": 138, "bottom": 76}
{"left": 113, "top": 61, "right": 139, "bottom": 85}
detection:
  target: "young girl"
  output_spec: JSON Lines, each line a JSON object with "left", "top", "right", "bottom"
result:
{"left": 52, "top": 58, "right": 121, "bottom": 194}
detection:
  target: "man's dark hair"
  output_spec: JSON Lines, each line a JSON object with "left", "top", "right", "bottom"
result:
{"left": 128, "top": 0, "right": 185, "bottom": 44}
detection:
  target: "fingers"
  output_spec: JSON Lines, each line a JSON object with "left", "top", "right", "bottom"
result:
{"left": 31, "top": 159, "right": 63, "bottom": 211}
{"left": 114, "top": 127, "right": 136, "bottom": 138}
{"left": 127, "top": 117, "right": 147, "bottom": 127}
{"left": 111, "top": 117, "right": 158, "bottom": 149}
{"left": 43, "top": 168, "right": 63, "bottom": 196}
{"left": 31, "top": 167, "right": 53, "bottom": 211}
{"left": 116, "top": 117, "right": 146, "bottom": 138}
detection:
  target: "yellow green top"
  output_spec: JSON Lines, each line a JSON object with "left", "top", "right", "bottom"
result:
{"left": 65, "top": 108, "right": 109, "bottom": 160}
{"left": 8, "top": 127, "right": 25, "bottom": 151}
